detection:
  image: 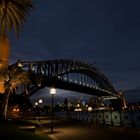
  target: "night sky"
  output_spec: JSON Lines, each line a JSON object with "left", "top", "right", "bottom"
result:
{"left": 9, "top": 0, "right": 140, "bottom": 103}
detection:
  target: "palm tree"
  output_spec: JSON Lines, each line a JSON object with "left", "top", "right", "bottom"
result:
{"left": 0, "top": 0, "right": 34, "bottom": 66}
{"left": 0, "top": 64, "right": 31, "bottom": 118}
{"left": 0, "top": 0, "right": 34, "bottom": 118}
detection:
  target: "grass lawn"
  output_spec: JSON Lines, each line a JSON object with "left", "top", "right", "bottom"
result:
{"left": 0, "top": 118, "right": 51, "bottom": 140}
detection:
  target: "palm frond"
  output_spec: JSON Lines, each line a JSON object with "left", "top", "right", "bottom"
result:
{"left": 0, "top": 0, "right": 34, "bottom": 36}
{"left": 0, "top": 65, "right": 31, "bottom": 94}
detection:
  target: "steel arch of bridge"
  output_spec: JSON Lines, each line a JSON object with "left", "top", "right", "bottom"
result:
{"left": 12, "top": 59, "right": 118, "bottom": 97}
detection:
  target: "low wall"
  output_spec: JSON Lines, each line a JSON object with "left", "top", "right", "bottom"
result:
{"left": 65, "top": 110, "right": 140, "bottom": 128}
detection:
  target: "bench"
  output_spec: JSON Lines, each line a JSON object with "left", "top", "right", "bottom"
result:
{"left": 18, "top": 125, "right": 36, "bottom": 133}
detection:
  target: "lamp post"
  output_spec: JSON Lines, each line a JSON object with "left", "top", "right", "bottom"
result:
{"left": 35, "top": 102, "right": 39, "bottom": 121}
{"left": 38, "top": 99, "right": 42, "bottom": 123}
{"left": 39, "top": 99, "right": 43, "bottom": 104}
{"left": 50, "top": 88, "right": 56, "bottom": 133}
{"left": 35, "top": 102, "right": 38, "bottom": 106}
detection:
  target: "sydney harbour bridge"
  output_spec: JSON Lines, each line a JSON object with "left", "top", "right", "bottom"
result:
{"left": 11, "top": 59, "right": 120, "bottom": 100}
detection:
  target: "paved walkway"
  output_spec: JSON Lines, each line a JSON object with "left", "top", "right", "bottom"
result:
{"left": 36, "top": 117, "right": 140, "bottom": 140}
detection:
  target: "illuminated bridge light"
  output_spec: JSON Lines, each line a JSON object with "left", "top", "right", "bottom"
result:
{"left": 57, "top": 76, "right": 61, "bottom": 79}
{"left": 83, "top": 83, "right": 85, "bottom": 86}
{"left": 79, "top": 82, "right": 81, "bottom": 84}
{"left": 41, "top": 70, "right": 44, "bottom": 74}
{"left": 103, "top": 89, "right": 106, "bottom": 92}
{"left": 102, "top": 96, "right": 118, "bottom": 100}
{"left": 75, "top": 80, "right": 77, "bottom": 83}
{"left": 64, "top": 77, "right": 67, "bottom": 80}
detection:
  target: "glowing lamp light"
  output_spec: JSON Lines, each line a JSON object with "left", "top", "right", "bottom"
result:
{"left": 88, "top": 107, "right": 93, "bottom": 112}
{"left": 35, "top": 102, "right": 38, "bottom": 106}
{"left": 39, "top": 99, "right": 43, "bottom": 104}
{"left": 50, "top": 88, "right": 56, "bottom": 95}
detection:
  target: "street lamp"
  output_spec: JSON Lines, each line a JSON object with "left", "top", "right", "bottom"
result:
{"left": 38, "top": 99, "right": 43, "bottom": 123}
{"left": 39, "top": 99, "right": 43, "bottom": 104}
{"left": 35, "top": 102, "right": 38, "bottom": 106}
{"left": 34, "top": 102, "right": 40, "bottom": 122}
{"left": 50, "top": 88, "right": 56, "bottom": 133}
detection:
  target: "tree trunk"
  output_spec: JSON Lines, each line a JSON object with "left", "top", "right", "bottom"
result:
{"left": 3, "top": 90, "right": 11, "bottom": 119}
{"left": 0, "top": 36, "right": 10, "bottom": 67}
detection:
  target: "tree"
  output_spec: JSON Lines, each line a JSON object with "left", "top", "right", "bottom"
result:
{"left": 0, "top": 0, "right": 34, "bottom": 66}
{"left": 0, "top": 0, "right": 34, "bottom": 118}
{"left": 0, "top": 64, "right": 31, "bottom": 118}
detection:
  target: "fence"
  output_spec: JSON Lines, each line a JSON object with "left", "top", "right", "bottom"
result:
{"left": 70, "top": 110, "right": 140, "bottom": 128}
